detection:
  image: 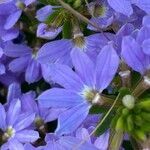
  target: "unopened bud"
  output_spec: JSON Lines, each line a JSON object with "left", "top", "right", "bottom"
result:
{"left": 122, "top": 95, "right": 135, "bottom": 109}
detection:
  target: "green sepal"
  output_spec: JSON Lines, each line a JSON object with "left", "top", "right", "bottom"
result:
{"left": 45, "top": 10, "right": 61, "bottom": 25}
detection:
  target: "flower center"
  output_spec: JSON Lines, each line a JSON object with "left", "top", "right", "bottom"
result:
{"left": 81, "top": 87, "right": 101, "bottom": 104}
{"left": 94, "top": 5, "right": 107, "bottom": 17}
{"left": 16, "top": 0, "right": 25, "bottom": 10}
{"left": 3, "top": 126, "right": 16, "bottom": 141}
{"left": 73, "top": 36, "right": 86, "bottom": 49}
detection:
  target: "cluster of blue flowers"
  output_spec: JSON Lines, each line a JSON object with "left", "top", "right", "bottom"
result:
{"left": 0, "top": 0, "right": 150, "bottom": 150}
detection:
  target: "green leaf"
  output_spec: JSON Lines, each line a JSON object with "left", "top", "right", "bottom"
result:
{"left": 89, "top": 105, "right": 108, "bottom": 114}
{"left": 94, "top": 112, "right": 114, "bottom": 136}
{"left": 39, "top": 0, "right": 59, "bottom": 5}
{"left": 62, "top": 20, "right": 72, "bottom": 39}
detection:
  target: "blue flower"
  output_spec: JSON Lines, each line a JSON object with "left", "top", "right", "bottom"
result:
{"left": 37, "top": 33, "right": 113, "bottom": 66}
{"left": 38, "top": 44, "right": 119, "bottom": 135}
{"left": 108, "top": 0, "right": 150, "bottom": 17}
{"left": 0, "top": 99, "right": 39, "bottom": 150}
{"left": 121, "top": 25, "right": 150, "bottom": 75}
{"left": 87, "top": 0, "right": 114, "bottom": 30}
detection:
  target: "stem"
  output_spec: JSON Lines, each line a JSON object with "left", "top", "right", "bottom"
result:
{"left": 84, "top": 0, "right": 94, "bottom": 17}
{"left": 132, "top": 76, "right": 150, "bottom": 98}
{"left": 119, "top": 70, "right": 131, "bottom": 88}
{"left": 72, "top": 93, "right": 120, "bottom": 150}
{"left": 57, "top": 0, "right": 97, "bottom": 28}
{"left": 108, "top": 129, "right": 124, "bottom": 150}
{"left": 57, "top": 0, "right": 111, "bottom": 41}
{"left": 130, "top": 137, "right": 141, "bottom": 150}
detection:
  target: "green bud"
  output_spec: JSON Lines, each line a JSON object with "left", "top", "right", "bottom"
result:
{"left": 127, "top": 115, "right": 134, "bottom": 132}
{"left": 133, "top": 130, "right": 146, "bottom": 141}
{"left": 122, "top": 95, "right": 135, "bottom": 109}
{"left": 134, "top": 116, "right": 143, "bottom": 126}
{"left": 73, "top": 0, "right": 81, "bottom": 8}
{"left": 116, "top": 116, "right": 124, "bottom": 131}
{"left": 138, "top": 100, "right": 150, "bottom": 112}
{"left": 122, "top": 108, "right": 130, "bottom": 116}
{"left": 140, "top": 112, "right": 150, "bottom": 122}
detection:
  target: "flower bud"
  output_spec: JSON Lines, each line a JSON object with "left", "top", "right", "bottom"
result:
{"left": 122, "top": 95, "right": 135, "bottom": 109}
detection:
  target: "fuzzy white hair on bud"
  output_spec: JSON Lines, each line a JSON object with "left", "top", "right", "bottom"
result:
{"left": 122, "top": 95, "right": 135, "bottom": 109}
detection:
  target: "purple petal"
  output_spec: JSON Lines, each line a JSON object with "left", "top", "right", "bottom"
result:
{"left": 7, "top": 82, "right": 21, "bottom": 104}
{"left": 134, "top": 0, "right": 150, "bottom": 14}
{"left": 16, "top": 130, "right": 39, "bottom": 143}
{"left": 37, "top": 39, "right": 72, "bottom": 64}
{"left": 9, "top": 56, "right": 31, "bottom": 72}
{"left": 4, "top": 10, "right": 22, "bottom": 30}
{"left": 45, "top": 108, "right": 66, "bottom": 122}
{"left": 46, "top": 64, "right": 84, "bottom": 92}
{"left": 0, "top": 104, "right": 6, "bottom": 129}
{"left": 0, "top": 63, "right": 5, "bottom": 74}
{"left": 38, "top": 88, "right": 83, "bottom": 108}
{"left": 122, "top": 36, "right": 146, "bottom": 74}
{"left": 59, "top": 136, "right": 99, "bottom": 150}
{"left": 142, "top": 15, "right": 150, "bottom": 26}
{"left": 41, "top": 64, "right": 54, "bottom": 83}
{"left": 88, "top": 16, "right": 114, "bottom": 30}
{"left": 21, "top": 91, "right": 38, "bottom": 113}
{"left": 14, "top": 113, "right": 35, "bottom": 131}
{"left": 25, "top": 59, "right": 41, "bottom": 83}
{"left": 45, "top": 141, "right": 66, "bottom": 150}
{"left": 136, "top": 26, "right": 150, "bottom": 44}
{"left": 1, "top": 28, "right": 19, "bottom": 41}
{"left": 0, "top": 72, "right": 19, "bottom": 86}
{"left": 36, "top": 5, "right": 54, "bottom": 21}
{"left": 75, "top": 128, "right": 91, "bottom": 143}
{"left": 24, "top": 144, "right": 44, "bottom": 150}
{"left": 96, "top": 44, "right": 119, "bottom": 91}
{"left": 6, "top": 99, "right": 21, "bottom": 126}
{"left": 107, "top": 0, "right": 133, "bottom": 16}
{"left": 71, "top": 48, "right": 95, "bottom": 87}
{"left": 37, "top": 23, "right": 62, "bottom": 40}
{"left": 0, "top": 47, "right": 4, "bottom": 58}
{"left": 24, "top": 0, "right": 36, "bottom": 6}
{"left": 142, "top": 38, "right": 150, "bottom": 55}
{"left": 4, "top": 42, "right": 31, "bottom": 57}
{"left": 55, "top": 103, "right": 90, "bottom": 135}
{"left": 116, "top": 23, "right": 135, "bottom": 54}
{"left": 8, "top": 139, "right": 24, "bottom": 150}
{"left": 94, "top": 131, "right": 109, "bottom": 150}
